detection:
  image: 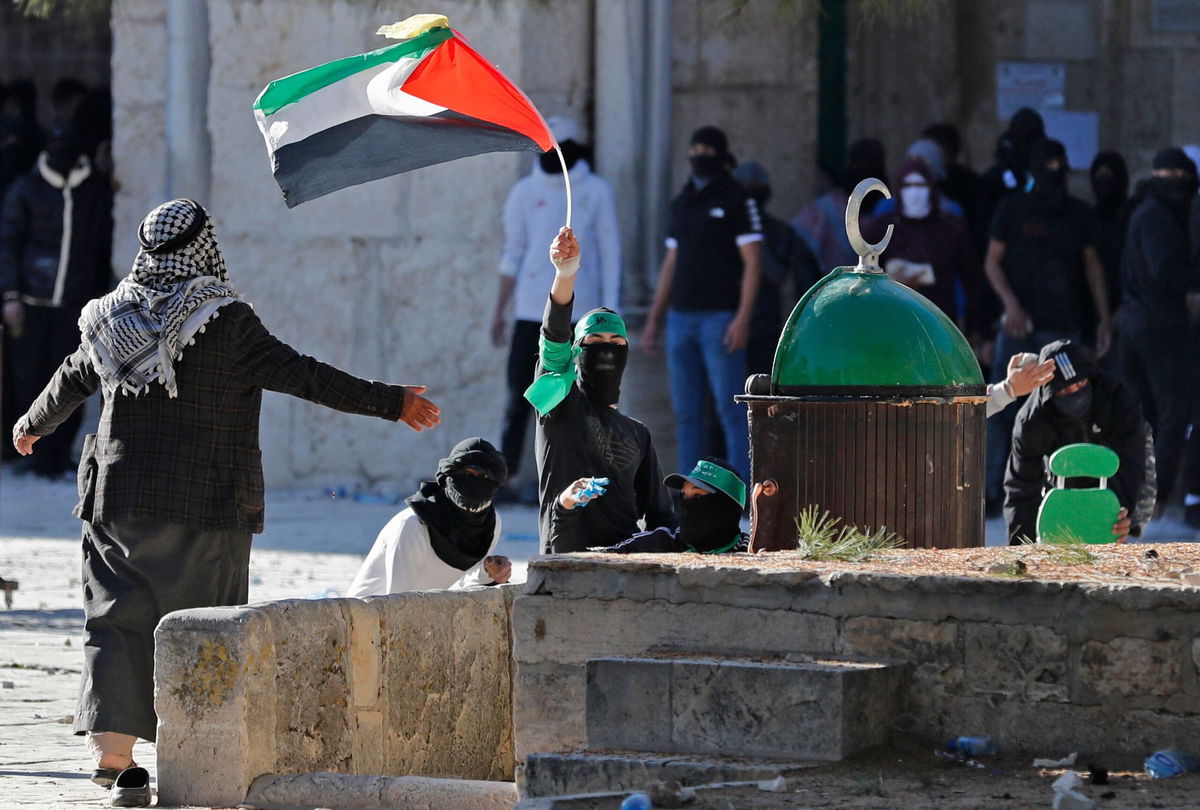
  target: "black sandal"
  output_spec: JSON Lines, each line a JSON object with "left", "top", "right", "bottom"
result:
{"left": 110, "top": 766, "right": 152, "bottom": 807}
{"left": 91, "top": 767, "right": 122, "bottom": 789}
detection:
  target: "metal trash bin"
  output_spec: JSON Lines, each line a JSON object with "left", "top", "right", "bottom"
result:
{"left": 738, "top": 179, "right": 986, "bottom": 550}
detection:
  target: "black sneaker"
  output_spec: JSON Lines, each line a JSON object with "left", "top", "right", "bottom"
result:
{"left": 110, "top": 766, "right": 151, "bottom": 807}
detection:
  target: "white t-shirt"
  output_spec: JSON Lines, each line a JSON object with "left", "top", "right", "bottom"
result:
{"left": 346, "top": 507, "right": 502, "bottom": 597}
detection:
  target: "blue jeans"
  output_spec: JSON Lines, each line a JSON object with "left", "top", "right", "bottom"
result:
{"left": 985, "top": 328, "right": 1078, "bottom": 499}
{"left": 666, "top": 309, "right": 750, "bottom": 483}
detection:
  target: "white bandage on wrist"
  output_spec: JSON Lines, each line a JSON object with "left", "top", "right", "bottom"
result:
{"left": 553, "top": 257, "right": 580, "bottom": 278}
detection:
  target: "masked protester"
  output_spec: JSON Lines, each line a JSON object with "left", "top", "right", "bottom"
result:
{"left": 1005, "top": 340, "right": 1151, "bottom": 544}
{"left": 983, "top": 138, "right": 1112, "bottom": 517}
{"left": 642, "top": 125, "right": 764, "bottom": 486}
{"left": 10, "top": 198, "right": 441, "bottom": 802}
{"left": 862, "top": 157, "right": 982, "bottom": 334}
{"left": 347, "top": 438, "right": 512, "bottom": 596}
{"left": 560, "top": 458, "right": 748, "bottom": 554}
{"left": 525, "top": 227, "right": 676, "bottom": 553}
{"left": 491, "top": 116, "right": 621, "bottom": 504}
{"left": 1117, "top": 147, "right": 1200, "bottom": 513}
{"left": 1, "top": 124, "right": 112, "bottom": 478}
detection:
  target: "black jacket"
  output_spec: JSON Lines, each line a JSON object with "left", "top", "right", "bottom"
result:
{"left": 19, "top": 302, "right": 409, "bottom": 533}
{"left": 1004, "top": 367, "right": 1148, "bottom": 543}
{"left": 1119, "top": 194, "right": 1198, "bottom": 335}
{"left": 0, "top": 159, "right": 112, "bottom": 307}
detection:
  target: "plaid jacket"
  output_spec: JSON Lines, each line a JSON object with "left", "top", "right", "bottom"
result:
{"left": 19, "top": 301, "right": 409, "bottom": 533}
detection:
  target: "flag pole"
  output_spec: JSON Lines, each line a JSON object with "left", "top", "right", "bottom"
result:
{"left": 554, "top": 144, "right": 573, "bottom": 229}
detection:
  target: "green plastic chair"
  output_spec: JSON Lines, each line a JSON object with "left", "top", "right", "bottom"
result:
{"left": 1036, "top": 443, "right": 1121, "bottom": 545}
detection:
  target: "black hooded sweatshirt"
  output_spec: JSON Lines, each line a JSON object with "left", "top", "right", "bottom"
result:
{"left": 1120, "top": 187, "right": 1200, "bottom": 336}
{"left": 1004, "top": 340, "right": 1148, "bottom": 543}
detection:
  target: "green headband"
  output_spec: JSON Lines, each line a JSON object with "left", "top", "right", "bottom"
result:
{"left": 679, "top": 460, "right": 747, "bottom": 508}
{"left": 573, "top": 309, "right": 627, "bottom": 344}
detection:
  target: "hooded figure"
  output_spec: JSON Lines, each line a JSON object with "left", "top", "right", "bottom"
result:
{"left": 862, "top": 157, "right": 981, "bottom": 331}
{"left": 1116, "top": 147, "right": 1200, "bottom": 509}
{"left": 11, "top": 198, "right": 439, "bottom": 789}
{"left": 979, "top": 107, "right": 1046, "bottom": 257}
{"left": 1004, "top": 340, "right": 1151, "bottom": 543}
{"left": 347, "top": 438, "right": 511, "bottom": 597}
{"left": 1, "top": 122, "right": 112, "bottom": 477}
{"left": 528, "top": 227, "right": 677, "bottom": 553}
{"left": 577, "top": 458, "right": 749, "bottom": 554}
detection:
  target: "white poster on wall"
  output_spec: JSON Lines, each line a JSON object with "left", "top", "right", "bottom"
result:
{"left": 996, "top": 62, "right": 1065, "bottom": 121}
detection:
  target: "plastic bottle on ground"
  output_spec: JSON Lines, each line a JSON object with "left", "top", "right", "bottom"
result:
{"left": 620, "top": 792, "right": 652, "bottom": 810}
{"left": 1144, "top": 749, "right": 1197, "bottom": 778}
{"left": 946, "top": 735, "right": 996, "bottom": 756}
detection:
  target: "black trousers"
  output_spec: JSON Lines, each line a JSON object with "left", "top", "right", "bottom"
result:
{"left": 500, "top": 320, "right": 543, "bottom": 477}
{"left": 1119, "top": 323, "right": 1191, "bottom": 504}
{"left": 11, "top": 304, "right": 85, "bottom": 475}
{"left": 75, "top": 518, "right": 252, "bottom": 742}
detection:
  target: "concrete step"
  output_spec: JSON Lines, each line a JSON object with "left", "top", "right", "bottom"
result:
{"left": 520, "top": 749, "right": 816, "bottom": 798}
{"left": 585, "top": 653, "right": 906, "bottom": 761}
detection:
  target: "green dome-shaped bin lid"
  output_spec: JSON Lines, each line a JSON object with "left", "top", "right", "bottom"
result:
{"left": 771, "top": 267, "right": 984, "bottom": 394}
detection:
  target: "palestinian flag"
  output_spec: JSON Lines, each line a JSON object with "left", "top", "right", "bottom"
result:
{"left": 253, "top": 14, "right": 554, "bottom": 207}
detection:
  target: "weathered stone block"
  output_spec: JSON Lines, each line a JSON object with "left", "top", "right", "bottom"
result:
{"left": 585, "top": 655, "right": 904, "bottom": 761}
{"left": 513, "top": 661, "right": 587, "bottom": 758}
{"left": 245, "top": 772, "right": 517, "bottom": 810}
{"left": 253, "top": 598, "right": 355, "bottom": 773}
{"left": 512, "top": 594, "right": 837, "bottom": 666}
{"left": 838, "top": 616, "right": 961, "bottom": 693}
{"left": 375, "top": 587, "right": 515, "bottom": 781}
{"left": 963, "top": 623, "right": 1068, "bottom": 702}
{"left": 154, "top": 606, "right": 278, "bottom": 808}
{"left": 522, "top": 751, "right": 814, "bottom": 799}
{"left": 1079, "top": 637, "right": 1182, "bottom": 699}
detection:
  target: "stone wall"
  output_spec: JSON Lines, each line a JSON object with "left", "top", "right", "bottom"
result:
{"left": 513, "top": 556, "right": 1200, "bottom": 761}
{"left": 154, "top": 586, "right": 518, "bottom": 809}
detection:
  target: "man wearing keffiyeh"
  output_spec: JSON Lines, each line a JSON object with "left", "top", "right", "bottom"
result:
{"left": 11, "top": 199, "right": 440, "bottom": 803}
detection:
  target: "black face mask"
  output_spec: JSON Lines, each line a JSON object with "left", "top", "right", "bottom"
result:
{"left": 1053, "top": 386, "right": 1093, "bottom": 421}
{"left": 1149, "top": 176, "right": 1199, "bottom": 214}
{"left": 1032, "top": 163, "right": 1067, "bottom": 193}
{"left": 679, "top": 493, "right": 743, "bottom": 552}
{"left": 539, "top": 140, "right": 583, "bottom": 174}
{"left": 45, "top": 145, "right": 81, "bottom": 177}
{"left": 577, "top": 342, "right": 628, "bottom": 406}
{"left": 689, "top": 154, "right": 725, "bottom": 181}
{"left": 442, "top": 472, "right": 500, "bottom": 515}
{"left": 1091, "top": 174, "right": 1126, "bottom": 210}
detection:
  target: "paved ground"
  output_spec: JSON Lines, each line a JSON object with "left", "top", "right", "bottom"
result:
{"left": 2, "top": 473, "right": 1196, "bottom": 808}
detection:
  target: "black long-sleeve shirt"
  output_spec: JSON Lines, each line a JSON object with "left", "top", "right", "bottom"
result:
{"left": 1003, "top": 372, "right": 1148, "bottom": 542}
{"left": 1120, "top": 194, "right": 1199, "bottom": 336}
{"left": 534, "top": 296, "right": 676, "bottom": 553}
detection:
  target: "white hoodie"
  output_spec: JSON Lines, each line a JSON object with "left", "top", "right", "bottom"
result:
{"left": 499, "top": 159, "right": 622, "bottom": 322}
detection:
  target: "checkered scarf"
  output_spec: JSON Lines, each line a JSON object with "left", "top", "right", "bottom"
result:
{"left": 79, "top": 199, "right": 240, "bottom": 397}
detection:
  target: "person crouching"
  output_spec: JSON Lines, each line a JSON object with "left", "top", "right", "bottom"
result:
{"left": 347, "top": 438, "right": 512, "bottom": 595}
{"left": 556, "top": 457, "right": 748, "bottom": 554}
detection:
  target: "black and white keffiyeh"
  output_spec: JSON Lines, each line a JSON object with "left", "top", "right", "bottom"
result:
{"left": 79, "top": 199, "right": 240, "bottom": 397}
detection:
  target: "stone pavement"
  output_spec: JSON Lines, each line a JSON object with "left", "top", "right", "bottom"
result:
{"left": 0, "top": 473, "right": 540, "bottom": 809}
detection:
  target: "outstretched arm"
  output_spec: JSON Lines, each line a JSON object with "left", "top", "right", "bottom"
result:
{"left": 231, "top": 303, "right": 440, "bottom": 432}
{"left": 14, "top": 345, "right": 100, "bottom": 454}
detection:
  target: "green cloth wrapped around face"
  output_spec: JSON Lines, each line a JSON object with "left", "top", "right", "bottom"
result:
{"left": 524, "top": 307, "right": 628, "bottom": 417}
